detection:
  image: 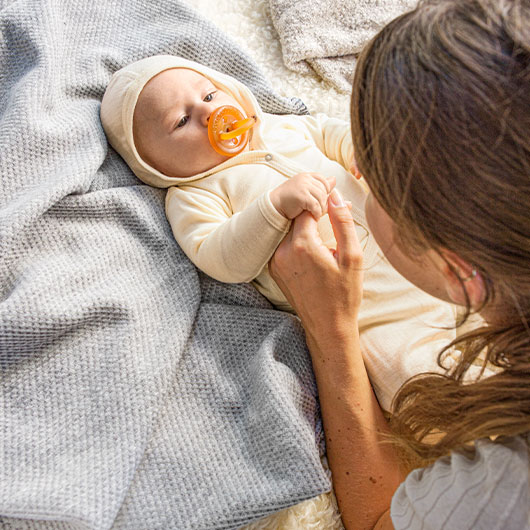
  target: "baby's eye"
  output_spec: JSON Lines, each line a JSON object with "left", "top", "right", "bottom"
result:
{"left": 176, "top": 115, "right": 189, "bottom": 128}
{"left": 204, "top": 91, "right": 216, "bottom": 102}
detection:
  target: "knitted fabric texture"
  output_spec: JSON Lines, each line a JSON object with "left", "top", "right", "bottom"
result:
{"left": 268, "top": 0, "right": 417, "bottom": 93}
{"left": 0, "top": 1, "right": 330, "bottom": 529}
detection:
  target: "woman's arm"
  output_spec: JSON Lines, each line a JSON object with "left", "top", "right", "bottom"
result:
{"left": 269, "top": 189, "right": 405, "bottom": 530}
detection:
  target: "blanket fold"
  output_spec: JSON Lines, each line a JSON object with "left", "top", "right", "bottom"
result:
{"left": 0, "top": 1, "right": 329, "bottom": 529}
{"left": 268, "top": 0, "right": 417, "bottom": 93}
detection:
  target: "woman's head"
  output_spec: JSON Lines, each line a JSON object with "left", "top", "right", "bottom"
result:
{"left": 352, "top": 0, "right": 530, "bottom": 321}
{"left": 350, "top": 0, "right": 530, "bottom": 461}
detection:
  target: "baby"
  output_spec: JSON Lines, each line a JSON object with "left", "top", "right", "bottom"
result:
{"left": 100, "top": 55, "right": 457, "bottom": 410}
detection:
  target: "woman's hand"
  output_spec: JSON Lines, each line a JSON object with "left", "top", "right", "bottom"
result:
{"left": 269, "top": 188, "right": 363, "bottom": 345}
{"left": 270, "top": 188, "right": 403, "bottom": 530}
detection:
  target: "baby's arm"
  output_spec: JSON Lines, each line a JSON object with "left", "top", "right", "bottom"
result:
{"left": 166, "top": 173, "right": 336, "bottom": 284}
{"left": 291, "top": 113, "right": 356, "bottom": 172}
{"left": 166, "top": 185, "right": 291, "bottom": 283}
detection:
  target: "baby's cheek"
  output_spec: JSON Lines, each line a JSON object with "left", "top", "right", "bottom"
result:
{"left": 199, "top": 144, "right": 228, "bottom": 173}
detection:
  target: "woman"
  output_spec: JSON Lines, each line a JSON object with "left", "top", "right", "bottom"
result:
{"left": 270, "top": 0, "right": 530, "bottom": 528}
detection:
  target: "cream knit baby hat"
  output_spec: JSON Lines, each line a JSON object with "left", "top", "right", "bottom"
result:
{"left": 100, "top": 55, "right": 260, "bottom": 188}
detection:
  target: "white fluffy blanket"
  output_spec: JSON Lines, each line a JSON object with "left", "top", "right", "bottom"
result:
{"left": 186, "top": 0, "right": 351, "bottom": 119}
{"left": 268, "top": 0, "right": 417, "bottom": 93}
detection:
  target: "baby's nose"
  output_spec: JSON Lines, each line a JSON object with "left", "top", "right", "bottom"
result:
{"left": 201, "top": 104, "right": 216, "bottom": 127}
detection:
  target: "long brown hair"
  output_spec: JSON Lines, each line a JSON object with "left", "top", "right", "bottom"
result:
{"left": 351, "top": 0, "right": 530, "bottom": 462}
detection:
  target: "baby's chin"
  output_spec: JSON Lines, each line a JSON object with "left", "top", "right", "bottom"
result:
{"left": 157, "top": 141, "right": 252, "bottom": 178}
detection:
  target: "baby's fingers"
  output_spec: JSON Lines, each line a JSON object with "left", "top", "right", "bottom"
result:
{"left": 308, "top": 184, "right": 330, "bottom": 218}
{"left": 311, "top": 173, "right": 336, "bottom": 195}
{"left": 306, "top": 195, "right": 324, "bottom": 220}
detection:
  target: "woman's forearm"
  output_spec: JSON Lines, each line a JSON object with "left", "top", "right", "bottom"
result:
{"left": 268, "top": 199, "right": 405, "bottom": 529}
{"left": 305, "top": 325, "right": 405, "bottom": 530}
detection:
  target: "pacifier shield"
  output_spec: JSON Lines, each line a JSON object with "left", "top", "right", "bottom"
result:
{"left": 208, "top": 105, "right": 256, "bottom": 157}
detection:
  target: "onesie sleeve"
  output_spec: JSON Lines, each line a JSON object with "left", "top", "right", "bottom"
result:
{"left": 390, "top": 435, "right": 530, "bottom": 530}
{"left": 291, "top": 113, "right": 355, "bottom": 171}
{"left": 165, "top": 185, "right": 291, "bottom": 283}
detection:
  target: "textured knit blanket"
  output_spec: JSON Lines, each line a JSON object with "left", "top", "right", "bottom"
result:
{"left": 0, "top": 1, "right": 331, "bottom": 529}
{"left": 268, "top": 0, "right": 417, "bottom": 93}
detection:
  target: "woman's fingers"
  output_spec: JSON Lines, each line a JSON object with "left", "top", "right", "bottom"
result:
{"left": 269, "top": 211, "right": 308, "bottom": 300}
{"left": 327, "top": 189, "right": 362, "bottom": 268}
{"left": 290, "top": 209, "right": 321, "bottom": 243}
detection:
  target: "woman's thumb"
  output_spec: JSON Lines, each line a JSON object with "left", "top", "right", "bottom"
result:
{"left": 328, "top": 189, "right": 360, "bottom": 264}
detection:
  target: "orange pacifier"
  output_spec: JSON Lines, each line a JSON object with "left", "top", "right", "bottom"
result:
{"left": 208, "top": 105, "right": 256, "bottom": 157}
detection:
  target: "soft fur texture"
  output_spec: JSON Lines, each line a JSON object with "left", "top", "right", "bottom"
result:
{"left": 241, "top": 457, "right": 342, "bottom": 529}
{"left": 268, "top": 0, "right": 416, "bottom": 93}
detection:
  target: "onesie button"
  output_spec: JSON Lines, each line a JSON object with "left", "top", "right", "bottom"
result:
{"left": 265, "top": 154, "right": 273, "bottom": 161}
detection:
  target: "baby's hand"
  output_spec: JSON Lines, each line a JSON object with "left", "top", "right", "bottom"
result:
{"left": 270, "top": 173, "right": 336, "bottom": 220}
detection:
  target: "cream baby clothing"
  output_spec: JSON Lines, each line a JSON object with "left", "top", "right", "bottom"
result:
{"left": 100, "top": 55, "right": 458, "bottom": 411}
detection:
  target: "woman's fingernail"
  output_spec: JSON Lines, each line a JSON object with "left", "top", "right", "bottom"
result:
{"left": 330, "top": 188, "right": 345, "bottom": 207}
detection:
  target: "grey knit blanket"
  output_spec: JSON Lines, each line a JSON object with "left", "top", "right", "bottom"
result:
{"left": 0, "top": 1, "right": 331, "bottom": 529}
{"left": 268, "top": 0, "right": 417, "bottom": 93}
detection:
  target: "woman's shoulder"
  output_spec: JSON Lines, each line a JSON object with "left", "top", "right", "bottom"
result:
{"left": 391, "top": 434, "right": 530, "bottom": 530}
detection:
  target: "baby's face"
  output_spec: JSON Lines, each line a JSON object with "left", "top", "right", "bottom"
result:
{"left": 133, "top": 68, "right": 243, "bottom": 177}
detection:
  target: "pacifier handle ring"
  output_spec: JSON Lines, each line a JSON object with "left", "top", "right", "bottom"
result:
{"left": 219, "top": 117, "right": 256, "bottom": 140}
